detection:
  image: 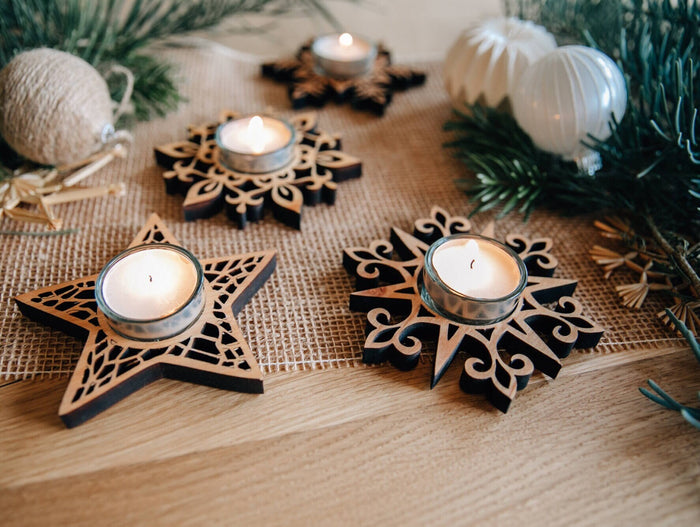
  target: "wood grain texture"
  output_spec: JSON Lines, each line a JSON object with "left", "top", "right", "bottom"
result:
{"left": 1, "top": 346, "right": 699, "bottom": 526}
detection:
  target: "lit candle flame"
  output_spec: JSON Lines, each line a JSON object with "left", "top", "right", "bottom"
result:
{"left": 339, "top": 32, "right": 353, "bottom": 47}
{"left": 247, "top": 115, "right": 265, "bottom": 154}
{"left": 465, "top": 239, "right": 479, "bottom": 270}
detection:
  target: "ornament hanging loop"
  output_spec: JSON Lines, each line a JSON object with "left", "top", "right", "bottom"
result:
{"left": 104, "top": 64, "right": 135, "bottom": 123}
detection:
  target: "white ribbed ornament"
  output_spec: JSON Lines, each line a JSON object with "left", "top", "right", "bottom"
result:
{"left": 512, "top": 45, "right": 627, "bottom": 174}
{"left": 443, "top": 17, "right": 556, "bottom": 108}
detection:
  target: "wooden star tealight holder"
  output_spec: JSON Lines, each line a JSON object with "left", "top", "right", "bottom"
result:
{"left": 343, "top": 207, "right": 604, "bottom": 413}
{"left": 14, "top": 214, "right": 276, "bottom": 427}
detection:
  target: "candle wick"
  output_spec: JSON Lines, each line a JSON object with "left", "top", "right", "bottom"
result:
{"left": 149, "top": 275, "right": 153, "bottom": 283}
{"left": 469, "top": 259, "right": 475, "bottom": 270}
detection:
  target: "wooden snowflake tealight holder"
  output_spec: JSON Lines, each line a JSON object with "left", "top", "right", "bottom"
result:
{"left": 262, "top": 40, "right": 426, "bottom": 116}
{"left": 154, "top": 111, "right": 362, "bottom": 230}
{"left": 343, "top": 207, "right": 604, "bottom": 413}
{"left": 14, "top": 214, "right": 276, "bottom": 427}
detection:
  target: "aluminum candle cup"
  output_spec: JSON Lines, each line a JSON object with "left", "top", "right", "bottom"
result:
{"left": 216, "top": 115, "right": 296, "bottom": 173}
{"left": 311, "top": 32, "right": 377, "bottom": 78}
{"left": 421, "top": 234, "right": 527, "bottom": 325}
{"left": 95, "top": 244, "right": 205, "bottom": 340}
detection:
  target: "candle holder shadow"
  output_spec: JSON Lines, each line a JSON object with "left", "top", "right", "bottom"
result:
{"left": 154, "top": 110, "right": 362, "bottom": 230}
{"left": 261, "top": 41, "right": 426, "bottom": 116}
{"left": 343, "top": 206, "right": 604, "bottom": 413}
{"left": 14, "top": 214, "right": 276, "bottom": 428}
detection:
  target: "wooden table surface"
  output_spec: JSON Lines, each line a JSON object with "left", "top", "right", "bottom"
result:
{"left": 2, "top": 4, "right": 700, "bottom": 524}
{"left": 2, "top": 342, "right": 699, "bottom": 526}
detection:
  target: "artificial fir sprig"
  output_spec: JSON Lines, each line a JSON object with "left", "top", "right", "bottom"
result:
{"left": 448, "top": 0, "right": 700, "bottom": 234}
{"left": 444, "top": 105, "right": 629, "bottom": 219}
{"left": 640, "top": 309, "right": 700, "bottom": 429}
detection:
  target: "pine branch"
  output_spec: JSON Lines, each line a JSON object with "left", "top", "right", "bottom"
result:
{"left": 640, "top": 308, "right": 700, "bottom": 429}
{"left": 444, "top": 104, "right": 628, "bottom": 218}
{"left": 646, "top": 215, "right": 700, "bottom": 296}
{"left": 0, "top": 0, "right": 354, "bottom": 121}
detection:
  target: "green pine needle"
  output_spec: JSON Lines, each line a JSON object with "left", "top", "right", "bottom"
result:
{"left": 444, "top": 103, "right": 623, "bottom": 220}
{"left": 639, "top": 309, "right": 700, "bottom": 430}
{"left": 681, "top": 408, "right": 700, "bottom": 428}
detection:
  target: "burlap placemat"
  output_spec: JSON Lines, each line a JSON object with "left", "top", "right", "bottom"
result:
{"left": 0, "top": 45, "right": 686, "bottom": 379}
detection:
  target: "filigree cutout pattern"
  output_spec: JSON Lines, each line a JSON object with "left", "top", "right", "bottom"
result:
{"left": 154, "top": 111, "right": 362, "bottom": 230}
{"left": 261, "top": 42, "right": 426, "bottom": 116}
{"left": 15, "top": 214, "right": 276, "bottom": 427}
{"left": 343, "top": 207, "right": 603, "bottom": 413}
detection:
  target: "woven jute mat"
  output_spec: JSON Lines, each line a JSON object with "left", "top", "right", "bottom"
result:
{"left": 0, "top": 45, "right": 686, "bottom": 379}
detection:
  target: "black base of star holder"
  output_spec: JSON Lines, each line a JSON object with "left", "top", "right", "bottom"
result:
{"left": 14, "top": 214, "right": 276, "bottom": 428}
{"left": 154, "top": 111, "right": 362, "bottom": 230}
{"left": 262, "top": 41, "right": 426, "bottom": 116}
{"left": 343, "top": 207, "right": 604, "bottom": 413}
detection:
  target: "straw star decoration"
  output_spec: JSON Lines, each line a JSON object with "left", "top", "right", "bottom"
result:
{"left": 0, "top": 143, "right": 127, "bottom": 230}
{"left": 590, "top": 217, "right": 699, "bottom": 336}
{"left": 343, "top": 207, "right": 603, "bottom": 412}
{"left": 14, "top": 214, "right": 276, "bottom": 427}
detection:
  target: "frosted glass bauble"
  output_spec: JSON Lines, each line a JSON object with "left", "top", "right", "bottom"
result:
{"left": 444, "top": 17, "right": 557, "bottom": 108}
{"left": 512, "top": 45, "right": 627, "bottom": 174}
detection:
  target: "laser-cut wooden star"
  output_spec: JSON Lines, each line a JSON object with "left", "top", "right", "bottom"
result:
{"left": 14, "top": 214, "right": 276, "bottom": 427}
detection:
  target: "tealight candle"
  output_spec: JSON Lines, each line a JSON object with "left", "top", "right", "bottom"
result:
{"left": 311, "top": 32, "right": 377, "bottom": 78}
{"left": 216, "top": 115, "right": 296, "bottom": 173}
{"left": 95, "top": 244, "right": 205, "bottom": 340}
{"left": 421, "top": 234, "right": 527, "bottom": 325}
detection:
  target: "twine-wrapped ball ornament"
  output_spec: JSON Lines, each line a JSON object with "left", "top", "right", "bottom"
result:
{"left": 0, "top": 48, "right": 130, "bottom": 167}
{"left": 443, "top": 17, "right": 557, "bottom": 109}
{"left": 512, "top": 45, "right": 627, "bottom": 174}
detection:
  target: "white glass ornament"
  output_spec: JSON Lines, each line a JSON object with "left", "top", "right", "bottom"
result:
{"left": 512, "top": 45, "right": 627, "bottom": 174}
{"left": 443, "top": 17, "right": 557, "bottom": 108}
